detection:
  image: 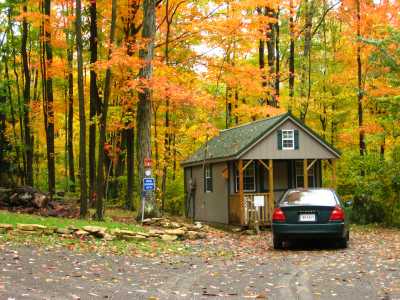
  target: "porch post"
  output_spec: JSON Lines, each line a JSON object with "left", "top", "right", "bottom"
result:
{"left": 238, "top": 159, "right": 244, "bottom": 225}
{"left": 303, "top": 159, "right": 308, "bottom": 188}
{"left": 268, "top": 159, "right": 274, "bottom": 215}
{"left": 332, "top": 159, "right": 337, "bottom": 189}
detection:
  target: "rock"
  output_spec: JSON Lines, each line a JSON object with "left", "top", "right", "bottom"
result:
{"left": 82, "top": 226, "right": 107, "bottom": 234}
{"left": 14, "top": 229, "right": 42, "bottom": 236}
{"left": 32, "top": 192, "right": 48, "bottom": 208}
{"left": 148, "top": 229, "right": 164, "bottom": 236}
{"left": 142, "top": 218, "right": 163, "bottom": 225}
{"left": 0, "top": 224, "right": 13, "bottom": 231}
{"left": 161, "top": 234, "right": 178, "bottom": 241}
{"left": 67, "top": 225, "right": 79, "bottom": 232}
{"left": 103, "top": 233, "right": 115, "bottom": 241}
{"left": 56, "top": 228, "right": 72, "bottom": 234}
{"left": 122, "top": 235, "right": 147, "bottom": 241}
{"left": 231, "top": 227, "right": 243, "bottom": 233}
{"left": 43, "top": 227, "right": 57, "bottom": 235}
{"left": 16, "top": 224, "right": 47, "bottom": 231}
{"left": 74, "top": 230, "right": 90, "bottom": 238}
{"left": 185, "top": 231, "right": 199, "bottom": 240}
{"left": 194, "top": 221, "right": 203, "bottom": 229}
{"left": 112, "top": 229, "right": 137, "bottom": 237}
{"left": 170, "top": 222, "right": 182, "bottom": 229}
{"left": 196, "top": 232, "right": 207, "bottom": 239}
{"left": 244, "top": 229, "right": 256, "bottom": 235}
{"left": 165, "top": 229, "right": 185, "bottom": 236}
{"left": 135, "top": 231, "right": 150, "bottom": 238}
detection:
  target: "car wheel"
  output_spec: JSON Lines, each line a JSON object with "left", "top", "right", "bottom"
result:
{"left": 338, "top": 237, "right": 348, "bottom": 249}
{"left": 273, "top": 236, "right": 284, "bottom": 250}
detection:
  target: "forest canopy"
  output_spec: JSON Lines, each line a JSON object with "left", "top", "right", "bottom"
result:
{"left": 0, "top": 0, "right": 399, "bottom": 223}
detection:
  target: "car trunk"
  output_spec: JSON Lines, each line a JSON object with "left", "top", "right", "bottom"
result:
{"left": 280, "top": 206, "right": 335, "bottom": 224}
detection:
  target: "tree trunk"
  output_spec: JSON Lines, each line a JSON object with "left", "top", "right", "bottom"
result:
{"left": 136, "top": 0, "right": 157, "bottom": 219}
{"left": 356, "top": 0, "right": 365, "bottom": 159}
{"left": 123, "top": 0, "right": 141, "bottom": 211}
{"left": 126, "top": 126, "right": 134, "bottom": 210}
{"left": 299, "top": 0, "right": 314, "bottom": 122}
{"left": 89, "top": 0, "right": 99, "bottom": 203}
{"left": 44, "top": 0, "right": 56, "bottom": 197}
{"left": 76, "top": 0, "right": 88, "bottom": 217}
{"left": 95, "top": 0, "right": 117, "bottom": 220}
{"left": 288, "top": 0, "right": 295, "bottom": 112}
{"left": 21, "top": 2, "right": 33, "bottom": 187}
{"left": 274, "top": 8, "right": 280, "bottom": 105}
{"left": 265, "top": 7, "right": 277, "bottom": 107}
{"left": 67, "top": 5, "right": 75, "bottom": 192}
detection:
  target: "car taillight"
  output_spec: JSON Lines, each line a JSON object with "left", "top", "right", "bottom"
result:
{"left": 329, "top": 206, "right": 345, "bottom": 221}
{"left": 272, "top": 208, "right": 286, "bottom": 222}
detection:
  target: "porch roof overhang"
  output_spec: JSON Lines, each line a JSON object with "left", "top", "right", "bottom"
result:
{"left": 181, "top": 112, "right": 341, "bottom": 168}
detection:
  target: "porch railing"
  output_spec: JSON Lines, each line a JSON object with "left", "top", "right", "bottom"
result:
{"left": 243, "top": 193, "right": 274, "bottom": 225}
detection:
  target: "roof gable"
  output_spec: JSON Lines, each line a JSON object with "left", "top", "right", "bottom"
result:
{"left": 181, "top": 113, "right": 288, "bottom": 165}
{"left": 241, "top": 117, "right": 340, "bottom": 160}
{"left": 181, "top": 112, "right": 340, "bottom": 166}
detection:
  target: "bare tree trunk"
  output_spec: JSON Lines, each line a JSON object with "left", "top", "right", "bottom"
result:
{"left": 136, "top": 0, "right": 157, "bottom": 219}
{"left": 95, "top": 0, "right": 117, "bottom": 220}
{"left": 123, "top": 0, "right": 142, "bottom": 211}
{"left": 44, "top": 0, "right": 56, "bottom": 197}
{"left": 67, "top": 22, "right": 75, "bottom": 192}
{"left": 356, "top": 0, "right": 365, "bottom": 160}
{"left": 257, "top": 7, "right": 266, "bottom": 105}
{"left": 265, "top": 7, "right": 277, "bottom": 107}
{"left": 275, "top": 8, "right": 280, "bottom": 104}
{"left": 288, "top": 0, "right": 295, "bottom": 112}
{"left": 89, "top": 0, "right": 99, "bottom": 203}
{"left": 76, "top": 0, "right": 87, "bottom": 217}
{"left": 21, "top": 2, "right": 33, "bottom": 187}
{"left": 299, "top": 0, "right": 314, "bottom": 122}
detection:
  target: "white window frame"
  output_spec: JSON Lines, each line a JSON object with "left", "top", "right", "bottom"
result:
{"left": 282, "top": 129, "right": 295, "bottom": 150}
{"left": 205, "top": 165, "right": 213, "bottom": 192}
{"left": 235, "top": 162, "right": 256, "bottom": 193}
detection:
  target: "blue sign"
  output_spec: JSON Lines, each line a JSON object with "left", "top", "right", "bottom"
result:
{"left": 143, "top": 178, "right": 155, "bottom": 191}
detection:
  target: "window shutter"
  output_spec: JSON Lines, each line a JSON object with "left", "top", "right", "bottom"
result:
{"left": 210, "top": 164, "right": 213, "bottom": 191}
{"left": 294, "top": 129, "right": 299, "bottom": 149}
{"left": 203, "top": 165, "right": 206, "bottom": 192}
{"left": 277, "top": 130, "right": 282, "bottom": 150}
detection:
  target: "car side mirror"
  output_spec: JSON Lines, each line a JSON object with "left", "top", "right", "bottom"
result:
{"left": 344, "top": 200, "right": 353, "bottom": 207}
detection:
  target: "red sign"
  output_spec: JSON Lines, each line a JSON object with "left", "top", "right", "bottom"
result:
{"left": 144, "top": 157, "right": 152, "bottom": 167}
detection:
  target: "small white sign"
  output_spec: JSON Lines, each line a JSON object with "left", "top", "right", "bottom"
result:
{"left": 254, "top": 195, "right": 265, "bottom": 207}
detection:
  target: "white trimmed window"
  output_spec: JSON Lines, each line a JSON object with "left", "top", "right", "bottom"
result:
{"left": 204, "top": 165, "right": 213, "bottom": 192}
{"left": 282, "top": 130, "right": 294, "bottom": 150}
{"left": 235, "top": 162, "right": 256, "bottom": 192}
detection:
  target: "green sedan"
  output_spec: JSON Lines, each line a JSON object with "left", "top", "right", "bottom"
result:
{"left": 272, "top": 188, "right": 350, "bottom": 249}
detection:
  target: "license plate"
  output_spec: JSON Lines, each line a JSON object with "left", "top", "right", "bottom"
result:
{"left": 299, "top": 214, "right": 316, "bottom": 222}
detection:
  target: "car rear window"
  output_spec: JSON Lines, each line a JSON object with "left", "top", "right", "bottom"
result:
{"left": 280, "top": 190, "right": 337, "bottom": 206}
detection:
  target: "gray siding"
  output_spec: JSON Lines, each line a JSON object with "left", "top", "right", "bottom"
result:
{"left": 241, "top": 119, "right": 336, "bottom": 160}
{"left": 189, "top": 162, "right": 229, "bottom": 224}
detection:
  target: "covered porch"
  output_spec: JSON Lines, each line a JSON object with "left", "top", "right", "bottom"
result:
{"left": 228, "top": 158, "right": 337, "bottom": 226}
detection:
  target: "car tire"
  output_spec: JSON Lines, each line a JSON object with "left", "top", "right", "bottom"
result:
{"left": 338, "top": 237, "right": 348, "bottom": 249}
{"left": 273, "top": 236, "right": 284, "bottom": 250}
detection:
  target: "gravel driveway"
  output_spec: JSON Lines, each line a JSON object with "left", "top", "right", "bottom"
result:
{"left": 1, "top": 227, "right": 399, "bottom": 299}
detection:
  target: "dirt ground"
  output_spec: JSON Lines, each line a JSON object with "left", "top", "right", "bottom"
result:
{"left": 0, "top": 227, "right": 399, "bottom": 299}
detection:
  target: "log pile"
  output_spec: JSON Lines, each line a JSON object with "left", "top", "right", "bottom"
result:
{"left": 0, "top": 186, "right": 79, "bottom": 218}
{"left": 0, "top": 186, "right": 48, "bottom": 208}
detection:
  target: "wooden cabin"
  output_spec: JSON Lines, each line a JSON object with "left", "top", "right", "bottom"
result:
{"left": 181, "top": 112, "right": 341, "bottom": 226}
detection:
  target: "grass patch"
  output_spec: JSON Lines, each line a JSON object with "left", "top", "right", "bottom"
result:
{"left": 0, "top": 210, "right": 143, "bottom": 232}
{"left": 0, "top": 210, "right": 193, "bottom": 256}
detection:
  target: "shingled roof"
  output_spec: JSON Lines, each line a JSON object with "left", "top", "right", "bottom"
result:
{"left": 181, "top": 112, "right": 341, "bottom": 166}
{"left": 181, "top": 113, "right": 289, "bottom": 166}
